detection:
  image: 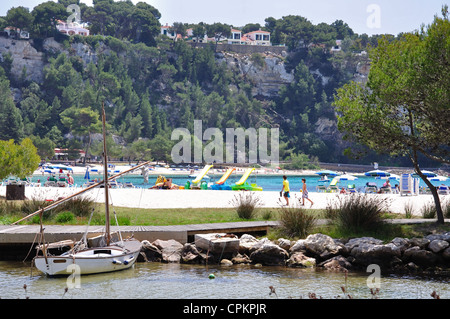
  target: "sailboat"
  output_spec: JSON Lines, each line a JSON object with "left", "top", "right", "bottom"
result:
{"left": 15, "top": 103, "right": 144, "bottom": 276}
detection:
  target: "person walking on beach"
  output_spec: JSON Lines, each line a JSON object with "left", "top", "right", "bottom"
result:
{"left": 301, "top": 178, "right": 314, "bottom": 207}
{"left": 281, "top": 175, "right": 290, "bottom": 206}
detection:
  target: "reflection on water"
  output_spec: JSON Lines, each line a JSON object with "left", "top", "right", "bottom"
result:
{"left": 0, "top": 261, "right": 448, "bottom": 299}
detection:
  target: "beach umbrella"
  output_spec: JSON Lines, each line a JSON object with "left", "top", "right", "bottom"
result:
{"left": 334, "top": 174, "right": 358, "bottom": 181}
{"left": 376, "top": 173, "right": 400, "bottom": 180}
{"left": 411, "top": 170, "right": 437, "bottom": 178}
{"left": 364, "top": 169, "right": 391, "bottom": 177}
{"left": 315, "top": 170, "right": 339, "bottom": 176}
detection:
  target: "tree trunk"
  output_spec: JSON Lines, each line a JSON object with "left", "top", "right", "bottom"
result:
{"left": 411, "top": 159, "right": 444, "bottom": 224}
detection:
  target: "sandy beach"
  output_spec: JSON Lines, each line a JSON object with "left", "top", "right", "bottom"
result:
{"left": 1, "top": 185, "right": 445, "bottom": 217}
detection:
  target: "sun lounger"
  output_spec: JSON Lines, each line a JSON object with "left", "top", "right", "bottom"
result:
{"left": 365, "top": 182, "right": 378, "bottom": 193}
{"left": 327, "top": 178, "right": 339, "bottom": 193}
{"left": 347, "top": 184, "right": 357, "bottom": 193}
{"left": 316, "top": 184, "right": 327, "bottom": 192}
{"left": 438, "top": 185, "right": 449, "bottom": 195}
{"left": 123, "top": 182, "right": 136, "bottom": 188}
{"left": 400, "top": 174, "right": 420, "bottom": 196}
{"left": 380, "top": 186, "right": 392, "bottom": 193}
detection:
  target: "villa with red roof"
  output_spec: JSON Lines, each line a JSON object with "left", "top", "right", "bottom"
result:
{"left": 161, "top": 24, "right": 271, "bottom": 46}
{"left": 56, "top": 20, "right": 89, "bottom": 36}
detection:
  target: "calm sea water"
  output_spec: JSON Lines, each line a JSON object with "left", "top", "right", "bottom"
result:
{"left": 0, "top": 261, "right": 448, "bottom": 299}
{"left": 31, "top": 173, "right": 450, "bottom": 193}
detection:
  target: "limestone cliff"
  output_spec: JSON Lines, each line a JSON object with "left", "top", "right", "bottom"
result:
{"left": 216, "top": 51, "right": 294, "bottom": 98}
{"left": 0, "top": 37, "right": 45, "bottom": 83}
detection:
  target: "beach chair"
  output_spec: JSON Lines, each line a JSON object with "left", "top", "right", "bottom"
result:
{"left": 347, "top": 184, "right": 357, "bottom": 193}
{"left": 327, "top": 178, "right": 339, "bottom": 193}
{"left": 316, "top": 184, "right": 327, "bottom": 193}
{"left": 400, "top": 174, "right": 419, "bottom": 196}
{"left": 437, "top": 185, "right": 449, "bottom": 195}
{"left": 380, "top": 186, "right": 392, "bottom": 193}
{"left": 109, "top": 181, "right": 122, "bottom": 188}
{"left": 123, "top": 182, "right": 136, "bottom": 188}
{"left": 365, "top": 182, "right": 378, "bottom": 193}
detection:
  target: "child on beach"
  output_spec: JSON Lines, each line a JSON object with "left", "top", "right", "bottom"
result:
{"left": 301, "top": 178, "right": 314, "bottom": 207}
{"left": 281, "top": 175, "right": 290, "bottom": 206}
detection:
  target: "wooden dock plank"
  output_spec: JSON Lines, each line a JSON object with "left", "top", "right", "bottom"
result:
{"left": 0, "top": 221, "right": 279, "bottom": 246}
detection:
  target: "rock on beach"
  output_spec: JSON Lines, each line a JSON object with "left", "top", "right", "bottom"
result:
{"left": 138, "top": 231, "right": 450, "bottom": 275}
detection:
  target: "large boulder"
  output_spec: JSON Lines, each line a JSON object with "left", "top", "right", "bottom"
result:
{"left": 139, "top": 240, "right": 162, "bottom": 262}
{"left": 403, "top": 246, "right": 438, "bottom": 267}
{"left": 152, "top": 239, "right": 183, "bottom": 263}
{"left": 410, "top": 237, "right": 430, "bottom": 249}
{"left": 287, "top": 252, "right": 316, "bottom": 268}
{"left": 304, "top": 233, "right": 343, "bottom": 260}
{"left": 276, "top": 238, "right": 292, "bottom": 251}
{"left": 390, "top": 237, "right": 411, "bottom": 253}
{"left": 349, "top": 243, "right": 402, "bottom": 267}
{"left": 239, "top": 234, "right": 260, "bottom": 254}
{"left": 249, "top": 240, "right": 289, "bottom": 266}
{"left": 180, "top": 243, "right": 209, "bottom": 264}
{"left": 289, "top": 239, "right": 306, "bottom": 254}
{"left": 345, "top": 237, "right": 383, "bottom": 251}
{"left": 318, "top": 256, "right": 353, "bottom": 271}
{"left": 428, "top": 240, "right": 449, "bottom": 254}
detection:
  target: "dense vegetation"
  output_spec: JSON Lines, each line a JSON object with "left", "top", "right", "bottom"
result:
{"left": 0, "top": 0, "right": 440, "bottom": 167}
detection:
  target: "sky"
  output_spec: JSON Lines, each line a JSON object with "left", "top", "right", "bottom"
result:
{"left": 1, "top": 0, "right": 448, "bottom": 36}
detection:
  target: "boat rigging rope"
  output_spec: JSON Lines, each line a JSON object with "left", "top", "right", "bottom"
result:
{"left": 107, "top": 189, "right": 124, "bottom": 248}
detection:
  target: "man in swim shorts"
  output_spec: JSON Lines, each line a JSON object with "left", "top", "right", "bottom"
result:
{"left": 281, "top": 175, "right": 290, "bottom": 206}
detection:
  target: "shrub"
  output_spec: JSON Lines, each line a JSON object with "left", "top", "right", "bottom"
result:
{"left": 326, "top": 194, "right": 388, "bottom": 233}
{"left": 20, "top": 198, "right": 53, "bottom": 219}
{"left": 278, "top": 203, "right": 317, "bottom": 238}
{"left": 444, "top": 199, "right": 450, "bottom": 219}
{"left": 0, "top": 200, "right": 20, "bottom": 216}
{"left": 55, "top": 211, "right": 75, "bottom": 224}
{"left": 420, "top": 199, "right": 450, "bottom": 219}
{"left": 421, "top": 201, "right": 436, "bottom": 219}
{"left": 403, "top": 201, "right": 414, "bottom": 219}
{"left": 230, "top": 192, "right": 262, "bottom": 220}
{"left": 57, "top": 196, "right": 96, "bottom": 217}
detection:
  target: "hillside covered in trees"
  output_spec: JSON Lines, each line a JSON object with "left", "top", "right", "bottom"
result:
{"left": 0, "top": 0, "right": 429, "bottom": 167}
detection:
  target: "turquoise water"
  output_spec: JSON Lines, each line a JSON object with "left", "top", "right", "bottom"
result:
{"left": 31, "top": 172, "right": 450, "bottom": 193}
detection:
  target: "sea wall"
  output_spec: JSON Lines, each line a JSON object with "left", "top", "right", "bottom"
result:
{"left": 138, "top": 232, "right": 450, "bottom": 276}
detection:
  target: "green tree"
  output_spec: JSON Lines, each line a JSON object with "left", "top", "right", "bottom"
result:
{"left": 0, "top": 78, "right": 23, "bottom": 140}
{"left": 6, "top": 6, "right": 34, "bottom": 34}
{"left": 333, "top": 9, "right": 450, "bottom": 224}
{"left": 0, "top": 138, "right": 40, "bottom": 180}
{"left": 30, "top": 135, "right": 55, "bottom": 160}
{"left": 31, "top": 1, "right": 68, "bottom": 38}
{"left": 206, "top": 22, "right": 231, "bottom": 51}
{"left": 60, "top": 106, "right": 103, "bottom": 164}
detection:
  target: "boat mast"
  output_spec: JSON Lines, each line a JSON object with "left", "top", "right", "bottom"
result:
{"left": 102, "top": 101, "right": 111, "bottom": 246}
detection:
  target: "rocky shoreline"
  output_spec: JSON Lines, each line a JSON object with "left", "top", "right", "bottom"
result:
{"left": 137, "top": 232, "right": 450, "bottom": 276}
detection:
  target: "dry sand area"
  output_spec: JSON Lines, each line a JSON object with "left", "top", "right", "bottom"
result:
{"left": 2, "top": 186, "right": 447, "bottom": 217}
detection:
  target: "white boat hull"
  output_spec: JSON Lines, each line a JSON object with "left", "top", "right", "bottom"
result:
{"left": 34, "top": 240, "right": 142, "bottom": 276}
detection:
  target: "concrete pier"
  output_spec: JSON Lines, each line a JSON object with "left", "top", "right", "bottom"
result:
{"left": 0, "top": 221, "right": 278, "bottom": 260}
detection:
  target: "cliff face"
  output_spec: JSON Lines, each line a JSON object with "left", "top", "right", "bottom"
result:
{"left": 0, "top": 37, "right": 45, "bottom": 83}
{"left": 217, "top": 51, "right": 294, "bottom": 98}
